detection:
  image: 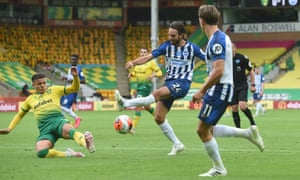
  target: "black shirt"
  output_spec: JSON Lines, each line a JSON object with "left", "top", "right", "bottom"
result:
{"left": 232, "top": 53, "right": 253, "bottom": 89}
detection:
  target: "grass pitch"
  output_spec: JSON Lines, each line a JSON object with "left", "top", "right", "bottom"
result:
{"left": 0, "top": 109, "right": 299, "bottom": 180}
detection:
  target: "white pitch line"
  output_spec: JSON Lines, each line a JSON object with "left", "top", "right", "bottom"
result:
{"left": 0, "top": 146, "right": 299, "bottom": 153}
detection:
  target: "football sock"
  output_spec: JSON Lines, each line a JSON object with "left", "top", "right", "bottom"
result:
{"left": 213, "top": 124, "right": 249, "bottom": 138}
{"left": 258, "top": 103, "right": 264, "bottom": 115}
{"left": 242, "top": 108, "right": 256, "bottom": 126}
{"left": 255, "top": 103, "right": 260, "bottom": 116}
{"left": 159, "top": 120, "right": 181, "bottom": 145}
{"left": 69, "top": 129, "right": 86, "bottom": 147}
{"left": 46, "top": 149, "right": 66, "bottom": 158}
{"left": 132, "top": 111, "right": 141, "bottom": 129}
{"left": 202, "top": 138, "right": 225, "bottom": 170}
{"left": 147, "top": 107, "right": 155, "bottom": 116}
{"left": 124, "top": 94, "right": 155, "bottom": 107}
{"left": 232, "top": 111, "right": 241, "bottom": 128}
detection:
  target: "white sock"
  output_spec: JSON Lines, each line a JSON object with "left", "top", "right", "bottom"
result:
{"left": 124, "top": 94, "right": 155, "bottom": 107}
{"left": 61, "top": 106, "right": 77, "bottom": 119}
{"left": 159, "top": 120, "right": 181, "bottom": 145}
{"left": 213, "top": 125, "right": 250, "bottom": 139}
{"left": 257, "top": 103, "right": 264, "bottom": 114}
{"left": 202, "top": 138, "right": 225, "bottom": 170}
{"left": 255, "top": 103, "right": 260, "bottom": 116}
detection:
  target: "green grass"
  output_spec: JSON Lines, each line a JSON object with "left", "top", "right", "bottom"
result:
{"left": 0, "top": 110, "right": 300, "bottom": 180}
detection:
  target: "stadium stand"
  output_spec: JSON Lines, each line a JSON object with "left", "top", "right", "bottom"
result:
{"left": 265, "top": 49, "right": 300, "bottom": 89}
{"left": 0, "top": 25, "right": 116, "bottom": 66}
{"left": 57, "top": 64, "right": 116, "bottom": 100}
{"left": 191, "top": 60, "right": 207, "bottom": 88}
{"left": 0, "top": 62, "right": 36, "bottom": 90}
{"left": 235, "top": 41, "right": 295, "bottom": 67}
{"left": 124, "top": 25, "right": 197, "bottom": 65}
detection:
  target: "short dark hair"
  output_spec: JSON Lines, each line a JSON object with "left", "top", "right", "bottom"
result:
{"left": 71, "top": 54, "right": 79, "bottom": 60}
{"left": 169, "top": 21, "right": 186, "bottom": 35}
{"left": 32, "top": 73, "right": 46, "bottom": 82}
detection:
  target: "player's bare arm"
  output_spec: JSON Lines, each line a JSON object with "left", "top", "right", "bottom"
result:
{"left": 193, "top": 60, "right": 224, "bottom": 103}
{"left": 126, "top": 53, "right": 153, "bottom": 69}
{"left": 65, "top": 67, "right": 80, "bottom": 94}
{"left": 0, "top": 128, "right": 10, "bottom": 134}
{"left": 0, "top": 110, "right": 27, "bottom": 135}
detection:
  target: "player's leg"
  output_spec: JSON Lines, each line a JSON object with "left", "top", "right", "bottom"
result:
{"left": 115, "top": 86, "right": 171, "bottom": 110}
{"left": 197, "top": 96, "right": 228, "bottom": 176}
{"left": 254, "top": 100, "right": 260, "bottom": 117}
{"left": 36, "top": 137, "right": 84, "bottom": 158}
{"left": 130, "top": 90, "right": 150, "bottom": 134}
{"left": 61, "top": 105, "right": 81, "bottom": 121}
{"left": 130, "top": 107, "right": 142, "bottom": 134}
{"left": 231, "top": 90, "right": 241, "bottom": 128}
{"left": 253, "top": 93, "right": 260, "bottom": 117}
{"left": 158, "top": 80, "right": 191, "bottom": 155}
{"left": 197, "top": 122, "right": 227, "bottom": 177}
{"left": 62, "top": 123, "right": 96, "bottom": 153}
{"left": 256, "top": 94, "right": 265, "bottom": 115}
{"left": 213, "top": 124, "right": 264, "bottom": 151}
{"left": 154, "top": 101, "right": 185, "bottom": 155}
{"left": 239, "top": 88, "right": 256, "bottom": 126}
{"left": 61, "top": 94, "right": 81, "bottom": 128}
{"left": 145, "top": 104, "right": 155, "bottom": 115}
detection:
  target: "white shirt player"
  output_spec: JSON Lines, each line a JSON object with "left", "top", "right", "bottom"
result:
{"left": 152, "top": 41, "right": 205, "bottom": 81}
{"left": 254, "top": 72, "right": 264, "bottom": 94}
{"left": 66, "top": 66, "right": 85, "bottom": 86}
{"left": 205, "top": 30, "right": 233, "bottom": 85}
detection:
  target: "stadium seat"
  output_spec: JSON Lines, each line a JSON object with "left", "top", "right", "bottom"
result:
{"left": 265, "top": 50, "right": 300, "bottom": 89}
{"left": 0, "top": 25, "right": 116, "bottom": 66}
{"left": 0, "top": 62, "right": 36, "bottom": 90}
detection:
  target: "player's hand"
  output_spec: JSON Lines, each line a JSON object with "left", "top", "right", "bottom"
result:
{"left": 192, "top": 90, "right": 204, "bottom": 104}
{"left": 70, "top": 66, "right": 78, "bottom": 76}
{"left": 0, "top": 128, "right": 11, "bottom": 135}
{"left": 250, "top": 86, "right": 256, "bottom": 93}
{"left": 125, "top": 61, "right": 134, "bottom": 69}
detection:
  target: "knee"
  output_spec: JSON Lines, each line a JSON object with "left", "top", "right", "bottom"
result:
{"left": 196, "top": 128, "right": 206, "bottom": 140}
{"left": 154, "top": 114, "right": 164, "bottom": 124}
{"left": 37, "top": 149, "right": 49, "bottom": 158}
{"left": 196, "top": 127, "right": 212, "bottom": 142}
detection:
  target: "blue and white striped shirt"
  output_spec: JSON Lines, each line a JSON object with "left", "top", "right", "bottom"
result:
{"left": 152, "top": 41, "right": 205, "bottom": 81}
{"left": 254, "top": 73, "right": 264, "bottom": 93}
{"left": 206, "top": 30, "right": 233, "bottom": 85}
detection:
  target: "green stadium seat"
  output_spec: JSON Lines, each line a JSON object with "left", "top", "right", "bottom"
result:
{"left": 0, "top": 62, "right": 36, "bottom": 90}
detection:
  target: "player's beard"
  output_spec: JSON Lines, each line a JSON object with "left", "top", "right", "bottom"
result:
{"left": 171, "top": 38, "right": 181, "bottom": 46}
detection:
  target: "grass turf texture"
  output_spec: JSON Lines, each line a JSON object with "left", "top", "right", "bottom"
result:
{"left": 0, "top": 110, "right": 299, "bottom": 179}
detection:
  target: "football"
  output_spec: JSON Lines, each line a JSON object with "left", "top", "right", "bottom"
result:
{"left": 114, "top": 115, "right": 132, "bottom": 134}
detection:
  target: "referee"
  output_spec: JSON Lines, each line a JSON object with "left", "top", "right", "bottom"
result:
{"left": 230, "top": 43, "right": 257, "bottom": 128}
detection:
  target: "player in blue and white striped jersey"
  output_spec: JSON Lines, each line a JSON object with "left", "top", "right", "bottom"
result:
{"left": 193, "top": 5, "right": 264, "bottom": 177}
{"left": 116, "top": 21, "right": 205, "bottom": 156}
{"left": 253, "top": 66, "right": 266, "bottom": 116}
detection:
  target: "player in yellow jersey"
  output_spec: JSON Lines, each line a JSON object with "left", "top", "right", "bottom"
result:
{"left": 128, "top": 48, "right": 163, "bottom": 134}
{"left": 0, "top": 67, "right": 96, "bottom": 158}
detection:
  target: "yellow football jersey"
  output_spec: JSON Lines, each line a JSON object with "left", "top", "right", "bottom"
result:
{"left": 21, "top": 86, "right": 65, "bottom": 121}
{"left": 131, "top": 60, "right": 162, "bottom": 83}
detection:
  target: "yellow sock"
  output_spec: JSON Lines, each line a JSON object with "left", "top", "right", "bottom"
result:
{"left": 70, "top": 129, "right": 86, "bottom": 147}
{"left": 46, "top": 149, "right": 67, "bottom": 158}
{"left": 133, "top": 112, "right": 141, "bottom": 129}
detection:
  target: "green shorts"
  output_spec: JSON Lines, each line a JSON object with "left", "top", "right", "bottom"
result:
{"left": 136, "top": 82, "right": 152, "bottom": 97}
{"left": 37, "top": 116, "right": 70, "bottom": 145}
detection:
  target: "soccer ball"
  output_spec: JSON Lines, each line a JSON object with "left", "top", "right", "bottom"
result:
{"left": 114, "top": 115, "right": 132, "bottom": 134}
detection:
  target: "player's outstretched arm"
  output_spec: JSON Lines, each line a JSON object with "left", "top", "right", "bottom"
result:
{"left": 0, "top": 128, "right": 10, "bottom": 135}
{"left": 0, "top": 111, "right": 26, "bottom": 135}
{"left": 66, "top": 66, "right": 80, "bottom": 94}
